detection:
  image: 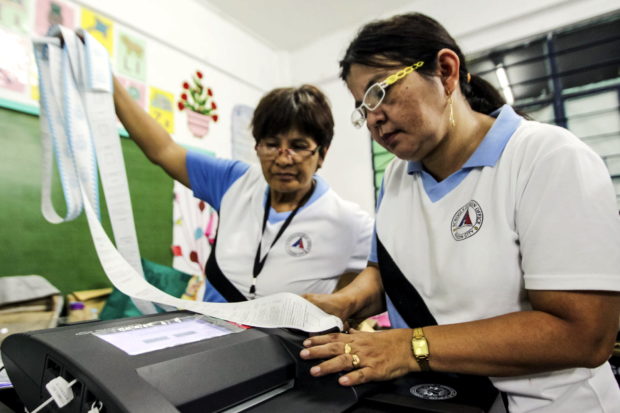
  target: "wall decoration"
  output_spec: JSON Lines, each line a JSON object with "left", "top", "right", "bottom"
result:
{"left": 29, "top": 47, "right": 39, "bottom": 101}
{"left": 171, "top": 180, "right": 218, "bottom": 301}
{"left": 0, "top": 28, "right": 29, "bottom": 93}
{"left": 116, "top": 30, "right": 146, "bottom": 81}
{"left": 117, "top": 76, "right": 145, "bottom": 109}
{"left": 80, "top": 8, "right": 114, "bottom": 55}
{"left": 177, "top": 70, "right": 218, "bottom": 138}
{"left": 231, "top": 104, "right": 257, "bottom": 164}
{"left": 0, "top": 0, "right": 29, "bottom": 33}
{"left": 35, "top": 0, "right": 75, "bottom": 36}
{"left": 148, "top": 85, "right": 175, "bottom": 134}
{"left": 30, "top": 78, "right": 39, "bottom": 101}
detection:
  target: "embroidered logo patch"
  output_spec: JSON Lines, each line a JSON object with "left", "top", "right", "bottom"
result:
{"left": 451, "top": 200, "right": 483, "bottom": 241}
{"left": 285, "top": 233, "right": 312, "bottom": 257}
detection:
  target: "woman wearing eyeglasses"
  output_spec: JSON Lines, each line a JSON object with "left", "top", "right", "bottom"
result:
{"left": 114, "top": 81, "right": 373, "bottom": 303}
{"left": 300, "top": 13, "right": 620, "bottom": 412}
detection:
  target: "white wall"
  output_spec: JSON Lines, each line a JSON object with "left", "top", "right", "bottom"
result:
{"left": 290, "top": 0, "right": 620, "bottom": 214}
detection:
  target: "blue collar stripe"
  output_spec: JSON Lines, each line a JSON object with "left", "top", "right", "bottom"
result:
{"left": 265, "top": 174, "right": 329, "bottom": 224}
{"left": 405, "top": 105, "right": 522, "bottom": 202}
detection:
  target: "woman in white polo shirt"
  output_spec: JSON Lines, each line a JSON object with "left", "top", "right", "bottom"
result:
{"left": 300, "top": 13, "right": 620, "bottom": 412}
{"left": 114, "top": 82, "right": 372, "bottom": 302}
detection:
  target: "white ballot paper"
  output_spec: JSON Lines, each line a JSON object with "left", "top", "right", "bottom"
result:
{"left": 34, "top": 27, "right": 343, "bottom": 334}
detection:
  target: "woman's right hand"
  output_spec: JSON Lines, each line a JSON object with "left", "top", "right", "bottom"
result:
{"left": 303, "top": 292, "right": 352, "bottom": 325}
{"left": 304, "top": 265, "right": 386, "bottom": 328}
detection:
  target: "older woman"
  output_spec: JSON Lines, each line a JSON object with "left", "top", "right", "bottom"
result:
{"left": 300, "top": 13, "right": 620, "bottom": 412}
{"left": 114, "top": 81, "right": 372, "bottom": 302}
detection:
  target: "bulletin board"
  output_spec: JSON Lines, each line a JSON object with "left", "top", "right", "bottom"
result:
{"left": 0, "top": 107, "right": 173, "bottom": 294}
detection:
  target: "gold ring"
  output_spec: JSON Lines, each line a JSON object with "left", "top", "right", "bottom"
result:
{"left": 352, "top": 354, "right": 361, "bottom": 368}
{"left": 344, "top": 343, "right": 352, "bottom": 354}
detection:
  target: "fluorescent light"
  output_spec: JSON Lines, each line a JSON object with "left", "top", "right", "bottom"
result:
{"left": 495, "top": 64, "right": 514, "bottom": 105}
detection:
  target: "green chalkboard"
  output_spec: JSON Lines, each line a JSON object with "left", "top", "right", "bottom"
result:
{"left": 0, "top": 107, "right": 173, "bottom": 294}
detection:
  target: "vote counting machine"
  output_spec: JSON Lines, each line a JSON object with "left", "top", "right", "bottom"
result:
{"left": 1, "top": 311, "right": 499, "bottom": 412}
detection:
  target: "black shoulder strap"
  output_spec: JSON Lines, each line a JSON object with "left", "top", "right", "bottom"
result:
{"left": 205, "top": 236, "right": 247, "bottom": 302}
{"left": 377, "top": 237, "right": 436, "bottom": 327}
{"left": 377, "top": 236, "right": 502, "bottom": 408}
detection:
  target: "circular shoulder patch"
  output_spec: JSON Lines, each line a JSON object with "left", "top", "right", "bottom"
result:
{"left": 410, "top": 383, "right": 457, "bottom": 400}
{"left": 285, "top": 233, "right": 312, "bottom": 257}
{"left": 451, "top": 200, "right": 483, "bottom": 241}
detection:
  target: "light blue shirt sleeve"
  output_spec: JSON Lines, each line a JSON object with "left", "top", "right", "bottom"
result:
{"left": 371, "top": 179, "right": 409, "bottom": 328}
{"left": 203, "top": 283, "right": 228, "bottom": 303}
{"left": 386, "top": 295, "right": 409, "bottom": 328}
{"left": 186, "top": 151, "right": 250, "bottom": 211}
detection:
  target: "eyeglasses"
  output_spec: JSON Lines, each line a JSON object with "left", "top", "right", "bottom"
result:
{"left": 255, "top": 142, "right": 321, "bottom": 162}
{"left": 351, "top": 61, "right": 424, "bottom": 129}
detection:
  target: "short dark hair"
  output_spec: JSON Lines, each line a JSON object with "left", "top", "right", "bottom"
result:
{"left": 251, "top": 85, "right": 334, "bottom": 149}
{"left": 340, "top": 13, "right": 505, "bottom": 115}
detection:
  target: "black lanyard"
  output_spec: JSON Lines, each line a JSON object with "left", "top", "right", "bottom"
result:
{"left": 250, "top": 184, "right": 315, "bottom": 298}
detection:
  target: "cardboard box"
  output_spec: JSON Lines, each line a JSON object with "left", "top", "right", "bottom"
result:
{"left": 66, "top": 288, "right": 112, "bottom": 323}
{"left": 0, "top": 275, "right": 63, "bottom": 345}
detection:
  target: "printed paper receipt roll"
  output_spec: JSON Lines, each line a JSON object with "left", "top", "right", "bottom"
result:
{"left": 81, "top": 185, "right": 342, "bottom": 333}
{"left": 35, "top": 27, "right": 343, "bottom": 334}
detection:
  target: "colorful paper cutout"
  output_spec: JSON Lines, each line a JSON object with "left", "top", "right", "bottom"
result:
{"left": 117, "top": 76, "right": 146, "bottom": 109}
{"left": 172, "top": 181, "right": 219, "bottom": 301}
{"left": 0, "top": 0, "right": 29, "bottom": 33}
{"left": 117, "top": 30, "right": 146, "bottom": 81}
{"left": 148, "top": 86, "right": 175, "bottom": 134}
{"left": 178, "top": 70, "right": 218, "bottom": 138}
{"left": 80, "top": 8, "right": 114, "bottom": 55}
{"left": 35, "top": 0, "right": 75, "bottom": 35}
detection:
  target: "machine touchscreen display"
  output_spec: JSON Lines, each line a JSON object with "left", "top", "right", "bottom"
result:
{"left": 94, "top": 317, "right": 236, "bottom": 355}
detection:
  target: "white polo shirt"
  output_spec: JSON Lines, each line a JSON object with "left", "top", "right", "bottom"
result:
{"left": 187, "top": 153, "right": 373, "bottom": 301}
{"left": 373, "top": 105, "right": 620, "bottom": 412}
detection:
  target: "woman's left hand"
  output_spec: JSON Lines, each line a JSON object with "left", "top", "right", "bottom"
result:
{"left": 299, "top": 328, "right": 418, "bottom": 386}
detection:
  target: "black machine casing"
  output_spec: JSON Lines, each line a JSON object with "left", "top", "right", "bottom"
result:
{"left": 1, "top": 311, "right": 497, "bottom": 413}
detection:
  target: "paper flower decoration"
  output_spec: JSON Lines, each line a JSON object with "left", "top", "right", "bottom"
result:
{"left": 178, "top": 70, "right": 219, "bottom": 138}
{"left": 178, "top": 70, "right": 218, "bottom": 121}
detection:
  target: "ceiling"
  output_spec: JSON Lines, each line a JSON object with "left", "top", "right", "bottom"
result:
{"left": 199, "top": 0, "right": 416, "bottom": 51}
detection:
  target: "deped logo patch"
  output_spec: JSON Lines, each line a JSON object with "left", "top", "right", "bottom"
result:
{"left": 285, "top": 233, "right": 312, "bottom": 257}
{"left": 451, "top": 200, "right": 483, "bottom": 241}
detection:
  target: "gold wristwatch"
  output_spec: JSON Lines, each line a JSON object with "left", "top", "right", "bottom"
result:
{"left": 411, "top": 327, "right": 430, "bottom": 371}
